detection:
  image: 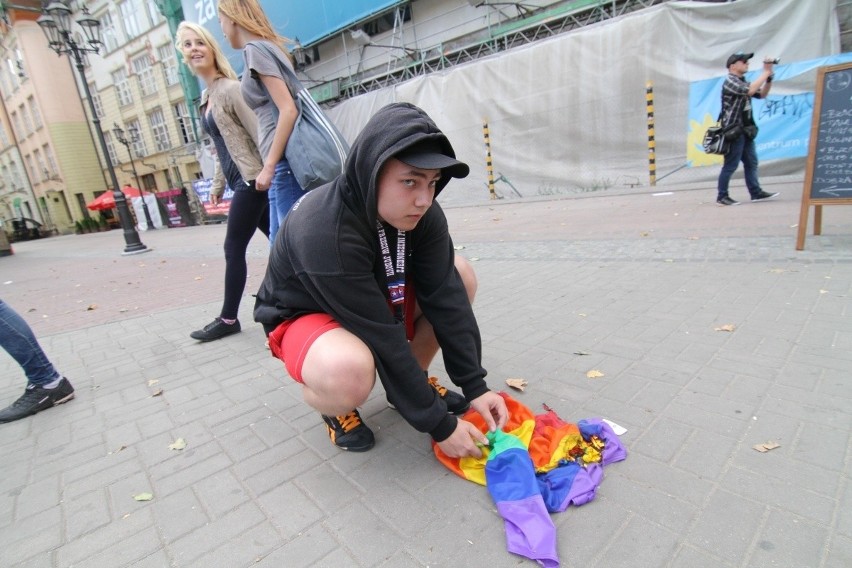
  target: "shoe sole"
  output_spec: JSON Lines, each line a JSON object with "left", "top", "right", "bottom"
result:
{"left": 190, "top": 329, "right": 241, "bottom": 342}
{"left": 0, "top": 392, "right": 75, "bottom": 424}
{"left": 335, "top": 440, "right": 375, "bottom": 452}
{"left": 751, "top": 195, "right": 779, "bottom": 202}
{"left": 53, "top": 392, "right": 75, "bottom": 405}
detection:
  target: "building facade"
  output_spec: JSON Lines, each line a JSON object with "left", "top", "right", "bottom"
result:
{"left": 0, "top": 0, "right": 106, "bottom": 233}
{"left": 0, "top": 0, "right": 202, "bottom": 235}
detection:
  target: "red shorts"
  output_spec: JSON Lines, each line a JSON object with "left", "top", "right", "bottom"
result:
{"left": 267, "top": 313, "right": 342, "bottom": 383}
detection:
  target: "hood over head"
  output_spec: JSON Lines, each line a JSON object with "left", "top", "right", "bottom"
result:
{"left": 339, "top": 102, "right": 469, "bottom": 227}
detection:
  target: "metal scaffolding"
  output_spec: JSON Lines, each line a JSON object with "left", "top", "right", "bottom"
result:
{"left": 337, "top": 0, "right": 670, "bottom": 102}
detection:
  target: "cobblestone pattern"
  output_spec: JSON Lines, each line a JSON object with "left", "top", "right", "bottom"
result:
{"left": 0, "top": 185, "right": 850, "bottom": 567}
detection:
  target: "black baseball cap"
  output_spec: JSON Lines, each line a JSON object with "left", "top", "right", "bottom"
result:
{"left": 395, "top": 139, "right": 470, "bottom": 179}
{"left": 726, "top": 52, "right": 754, "bottom": 67}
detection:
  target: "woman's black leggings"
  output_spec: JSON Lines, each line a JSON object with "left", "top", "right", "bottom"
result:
{"left": 221, "top": 188, "right": 270, "bottom": 320}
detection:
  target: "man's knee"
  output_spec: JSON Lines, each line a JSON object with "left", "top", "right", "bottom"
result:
{"left": 454, "top": 255, "right": 478, "bottom": 303}
{"left": 303, "top": 330, "right": 376, "bottom": 409}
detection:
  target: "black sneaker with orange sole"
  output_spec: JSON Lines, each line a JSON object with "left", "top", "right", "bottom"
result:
{"left": 322, "top": 410, "right": 375, "bottom": 452}
{"left": 427, "top": 376, "right": 470, "bottom": 415}
{"left": 387, "top": 375, "right": 470, "bottom": 415}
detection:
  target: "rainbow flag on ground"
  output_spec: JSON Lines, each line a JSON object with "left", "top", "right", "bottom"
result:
{"left": 434, "top": 393, "right": 627, "bottom": 567}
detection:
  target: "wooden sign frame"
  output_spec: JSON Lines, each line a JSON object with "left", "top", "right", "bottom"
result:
{"left": 796, "top": 61, "right": 852, "bottom": 250}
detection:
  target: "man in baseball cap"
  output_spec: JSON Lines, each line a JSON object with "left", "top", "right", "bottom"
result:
{"left": 715, "top": 51, "right": 779, "bottom": 206}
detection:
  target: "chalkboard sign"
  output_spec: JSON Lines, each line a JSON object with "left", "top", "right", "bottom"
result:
{"left": 796, "top": 62, "right": 852, "bottom": 250}
{"left": 808, "top": 65, "right": 852, "bottom": 198}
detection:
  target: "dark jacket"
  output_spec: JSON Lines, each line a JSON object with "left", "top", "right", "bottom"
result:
{"left": 254, "top": 103, "right": 489, "bottom": 441}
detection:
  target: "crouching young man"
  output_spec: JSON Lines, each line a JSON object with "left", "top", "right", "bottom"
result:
{"left": 254, "top": 103, "right": 508, "bottom": 457}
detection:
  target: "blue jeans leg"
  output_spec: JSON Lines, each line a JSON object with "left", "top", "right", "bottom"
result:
{"left": 0, "top": 299, "right": 60, "bottom": 386}
{"left": 717, "top": 134, "right": 745, "bottom": 201}
{"left": 267, "top": 159, "right": 304, "bottom": 243}
{"left": 741, "top": 137, "right": 761, "bottom": 197}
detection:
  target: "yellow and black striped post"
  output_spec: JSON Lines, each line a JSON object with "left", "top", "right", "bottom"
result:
{"left": 646, "top": 81, "right": 656, "bottom": 187}
{"left": 482, "top": 119, "right": 497, "bottom": 199}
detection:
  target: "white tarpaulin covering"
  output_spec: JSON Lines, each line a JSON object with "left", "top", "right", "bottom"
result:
{"left": 325, "top": 0, "right": 841, "bottom": 205}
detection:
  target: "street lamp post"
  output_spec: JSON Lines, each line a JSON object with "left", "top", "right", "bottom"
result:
{"left": 113, "top": 123, "right": 156, "bottom": 230}
{"left": 37, "top": 1, "right": 149, "bottom": 255}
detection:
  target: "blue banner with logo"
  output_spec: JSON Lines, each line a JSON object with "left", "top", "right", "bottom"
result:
{"left": 687, "top": 53, "right": 852, "bottom": 167}
{"left": 182, "top": 0, "right": 405, "bottom": 74}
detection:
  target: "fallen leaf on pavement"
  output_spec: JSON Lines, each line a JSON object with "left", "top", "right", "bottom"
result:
{"left": 168, "top": 438, "right": 187, "bottom": 451}
{"left": 586, "top": 369, "right": 605, "bottom": 379}
{"left": 753, "top": 441, "right": 780, "bottom": 453}
{"left": 574, "top": 351, "right": 590, "bottom": 356}
{"left": 151, "top": 389, "right": 163, "bottom": 397}
{"left": 147, "top": 379, "right": 159, "bottom": 386}
{"left": 506, "top": 378, "right": 528, "bottom": 391}
{"left": 715, "top": 324, "right": 736, "bottom": 332}
{"left": 133, "top": 493, "right": 153, "bottom": 501}
{"left": 86, "top": 304, "right": 98, "bottom": 311}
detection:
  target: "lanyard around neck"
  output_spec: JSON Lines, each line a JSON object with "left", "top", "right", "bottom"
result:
{"left": 376, "top": 221, "right": 406, "bottom": 314}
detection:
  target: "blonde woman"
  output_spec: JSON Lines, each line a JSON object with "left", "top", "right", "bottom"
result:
{"left": 176, "top": 21, "right": 270, "bottom": 342}
{"left": 217, "top": 0, "right": 302, "bottom": 241}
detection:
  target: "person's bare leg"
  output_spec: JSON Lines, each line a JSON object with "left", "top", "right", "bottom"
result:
{"left": 299, "top": 327, "right": 375, "bottom": 416}
{"left": 409, "top": 254, "right": 478, "bottom": 370}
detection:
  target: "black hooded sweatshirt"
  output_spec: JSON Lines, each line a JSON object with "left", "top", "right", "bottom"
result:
{"left": 254, "top": 103, "right": 489, "bottom": 442}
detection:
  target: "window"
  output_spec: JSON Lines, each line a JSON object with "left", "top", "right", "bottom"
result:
{"left": 43, "top": 144, "right": 59, "bottom": 178}
{"left": 1, "top": 165, "right": 9, "bottom": 189}
{"left": 0, "top": 123, "right": 9, "bottom": 147}
{"left": 19, "top": 104, "right": 33, "bottom": 135}
{"left": 147, "top": 0, "right": 164, "bottom": 26}
{"left": 10, "top": 111, "right": 21, "bottom": 138}
{"left": 157, "top": 44, "right": 180, "bottom": 86}
{"left": 173, "top": 101, "right": 196, "bottom": 144}
{"left": 27, "top": 96, "right": 42, "bottom": 129}
{"left": 127, "top": 119, "right": 147, "bottom": 156}
{"left": 119, "top": 0, "right": 147, "bottom": 39}
{"left": 148, "top": 108, "right": 171, "bottom": 151}
{"left": 112, "top": 67, "right": 133, "bottom": 106}
{"left": 5, "top": 58, "right": 20, "bottom": 89}
{"left": 99, "top": 10, "right": 119, "bottom": 52}
{"left": 24, "top": 154, "right": 36, "bottom": 181}
{"left": 89, "top": 83, "right": 104, "bottom": 118}
{"left": 10, "top": 160, "right": 22, "bottom": 187}
{"left": 132, "top": 53, "right": 157, "bottom": 97}
{"left": 0, "top": 66, "right": 9, "bottom": 95}
{"left": 103, "top": 131, "right": 119, "bottom": 165}
{"left": 33, "top": 149, "right": 47, "bottom": 181}
{"left": 141, "top": 173, "right": 157, "bottom": 191}
{"left": 363, "top": 6, "right": 412, "bottom": 36}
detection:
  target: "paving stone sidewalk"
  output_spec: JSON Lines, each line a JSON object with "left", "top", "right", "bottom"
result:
{"left": 1, "top": 183, "right": 850, "bottom": 567}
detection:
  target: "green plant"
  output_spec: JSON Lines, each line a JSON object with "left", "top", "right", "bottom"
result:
{"left": 74, "top": 220, "right": 85, "bottom": 234}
